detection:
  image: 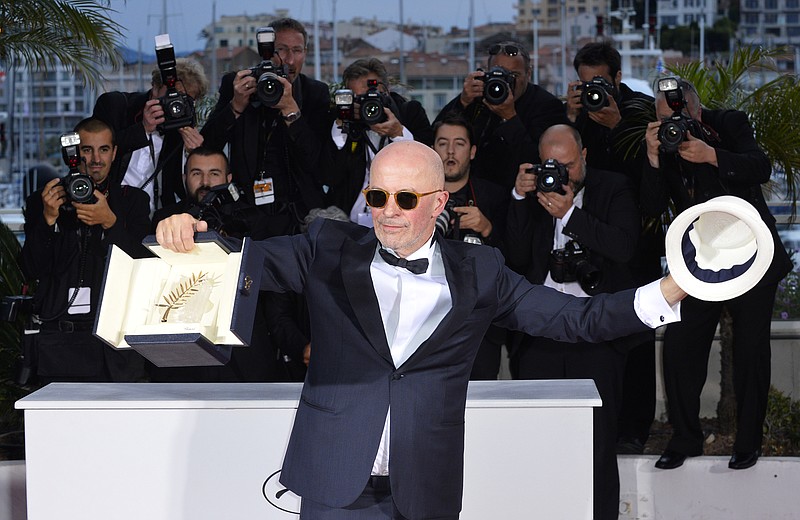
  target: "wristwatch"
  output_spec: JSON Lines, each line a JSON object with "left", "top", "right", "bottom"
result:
{"left": 283, "top": 110, "right": 302, "bottom": 123}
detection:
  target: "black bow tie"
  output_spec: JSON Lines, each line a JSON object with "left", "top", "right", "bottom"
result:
{"left": 379, "top": 248, "right": 429, "bottom": 275}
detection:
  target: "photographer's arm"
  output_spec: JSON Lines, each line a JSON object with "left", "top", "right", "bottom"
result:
{"left": 711, "top": 111, "right": 771, "bottom": 186}
{"left": 96, "top": 187, "right": 152, "bottom": 259}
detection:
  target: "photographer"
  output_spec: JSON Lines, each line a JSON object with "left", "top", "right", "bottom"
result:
{"left": 642, "top": 78, "right": 791, "bottom": 471}
{"left": 201, "top": 18, "right": 330, "bottom": 238}
{"left": 433, "top": 114, "right": 509, "bottom": 380}
{"left": 328, "top": 57, "right": 433, "bottom": 225}
{"left": 567, "top": 42, "right": 653, "bottom": 179}
{"left": 150, "top": 147, "right": 289, "bottom": 383}
{"left": 435, "top": 40, "right": 567, "bottom": 190}
{"left": 92, "top": 57, "right": 209, "bottom": 214}
{"left": 567, "top": 41, "right": 661, "bottom": 455}
{"left": 506, "top": 124, "right": 641, "bottom": 520}
{"left": 20, "top": 118, "right": 150, "bottom": 384}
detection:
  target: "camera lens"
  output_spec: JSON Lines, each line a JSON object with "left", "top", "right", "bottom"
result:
{"left": 256, "top": 72, "right": 284, "bottom": 107}
{"left": 167, "top": 98, "right": 186, "bottom": 118}
{"left": 658, "top": 120, "right": 685, "bottom": 152}
{"left": 484, "top": 78, "right": 509, "bottom": 105}
{"left": 362, "top": 101, "right": 382, "bottom": 123}
{"left": 576, "top": 259, "right": 603, "bottom": 294}
{"left": 539, "top": 173, "right": 558, "bottom": 191}
{"left": 67, "top": 175, "right": 94, "bottom": 203}
{"left": 582, "top": 85, "right": 608, "bottom": 112}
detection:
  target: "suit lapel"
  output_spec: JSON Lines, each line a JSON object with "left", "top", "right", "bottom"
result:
{"left": 341, "top": 232, "right": 394, "bottom": 365}
{"left": 402, "top": 239, "right": 478, "bottom": 368}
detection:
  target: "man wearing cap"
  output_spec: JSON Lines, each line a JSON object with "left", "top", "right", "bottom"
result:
{"left": 156, "top": 140, "right": 686, "bottom": 519}
{"left": 641, "top": 78, "right": 791, "bottom": 471}
{"left": 435, "top": 40, "right": 568, "bottom": 190}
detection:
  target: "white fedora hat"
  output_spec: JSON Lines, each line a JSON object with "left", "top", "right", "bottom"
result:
{"left": 665, "top": 195, "right": 775, "bottom": 301}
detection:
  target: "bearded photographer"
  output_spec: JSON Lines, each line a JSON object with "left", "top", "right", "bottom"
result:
{"left": 506, "top": 124, "right": 641, "bottom": 520}
{"left": 201, "top": 18, "right": 330, "bottom": 238}
{"left": 328, "top": 58, "right": 433, "bottom": 225}
{"left": 433, "top": 114, "right": 509, "bottom": 380}
{"left": 434, "top": 40, "right": 567, "bottom": 190}
{"left": 568, "top": 41, "right": 661, "bottom": 455}
{"left": 20, "top": 118, "right": 150, "bottom": 384}
{"left": 642, "top": 78, "right": 791, "bottom": 471}
{"left": 92, "top": 57, "right": 209, "bottom": 214}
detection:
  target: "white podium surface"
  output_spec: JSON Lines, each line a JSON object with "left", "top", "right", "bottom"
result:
{"left": 16, "top": 380, "right": 599, "bottom": 519}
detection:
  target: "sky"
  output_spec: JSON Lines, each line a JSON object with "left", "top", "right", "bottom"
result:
{"left": 108, "top": 0, "right": 517, "bottom": 52}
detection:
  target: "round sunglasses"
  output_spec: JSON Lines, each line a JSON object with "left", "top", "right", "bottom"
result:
{"left": 362, "top": 187, "right": 442, "bottom": 210}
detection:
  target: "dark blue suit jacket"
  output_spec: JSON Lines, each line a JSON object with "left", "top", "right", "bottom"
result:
{"left": 258, "top": 219, "right": 651, "bottom": 518}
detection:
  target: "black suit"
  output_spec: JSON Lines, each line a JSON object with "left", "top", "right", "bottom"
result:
{"left": 436, "top": 83, "right": 568, "bottom": 189}
{"left": 92, "top": 91, "right": 186, "bottom": 208}
{"left": 641, "top": 108, "right": 792, "bottom": 456}
{"left": 21, "top": 184, "right": 150, "bottom": 382}
{"left": 257, "top": 218, "right": 655, "bottom": 519}
{"left": 201, "top": 72, "right": 330, "bottom": 236}
{"left": 571, "top": 82, "right": 660, "bottom": 447}
{"left": 327, "top": 92, "right": 433, "bottom": 213}
{"left": 505, "top": 167, "right": 641, "bottom": 520}
{"left": 447, "top": 177, "right": 511, "bottom": 380}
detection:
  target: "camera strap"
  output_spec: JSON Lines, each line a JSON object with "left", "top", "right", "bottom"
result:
{"left": 140, "top": 143, "right": 181, "bottom": 209}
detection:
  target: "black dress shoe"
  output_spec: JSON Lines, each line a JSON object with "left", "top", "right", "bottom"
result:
{"left": 655, "top": 449, "right": 688, "bottom": 469}
{"left": 728, "top": 450, "right": 760, "bottom": 470}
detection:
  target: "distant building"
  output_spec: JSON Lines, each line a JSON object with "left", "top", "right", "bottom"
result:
{"left": 656, "top": 0, "right": 717, "bottom": 28}
{"left": 516, "top": 0, "right": 606, "bottom": 30}
{"left": 739, "top": 0, "right": 800, "bottom": 45}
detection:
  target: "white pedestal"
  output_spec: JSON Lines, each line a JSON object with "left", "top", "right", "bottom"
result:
{"left": 16, "top": 380, "right": 598, "bottom": 519}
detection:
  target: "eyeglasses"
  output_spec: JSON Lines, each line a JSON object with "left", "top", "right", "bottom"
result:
{"left": 488, "top": 44, "right": 520, "bottom": 57}
{"left": 362, "top": 188, "right": 442, "bottom": 210}
{"left": 275, "top": 45, "right": 306, "bottom": 57}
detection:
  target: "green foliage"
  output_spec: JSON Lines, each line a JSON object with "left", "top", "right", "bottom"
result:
{"left": 763, "top": 386, "right": 800, "bottom": 455}
{"left": 0, "top": 0, "right": 125, "bottom": 90}
{"left": 667, "top": 46, "right": 800, "bottom": 209}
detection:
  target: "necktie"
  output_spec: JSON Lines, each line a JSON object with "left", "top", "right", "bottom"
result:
{"left": 379, "top": 248, "right": 428, "bottom": 275}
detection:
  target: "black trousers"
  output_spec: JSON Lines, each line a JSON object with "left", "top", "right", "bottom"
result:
{"left": 516, "top": 336, "right": 626, "bottom": 520}
{"left": 663, "top": 282, "right": 778, "bottom": 455}
{"left": 618, "top": 334, "right": 656, "bottom": 444}
{"left": 299, "top": 477, "right": 458, "bottom": 519}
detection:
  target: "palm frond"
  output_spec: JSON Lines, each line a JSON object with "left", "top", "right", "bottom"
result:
{"left": 0, "top": 0, "right": 124, "bottom": 90}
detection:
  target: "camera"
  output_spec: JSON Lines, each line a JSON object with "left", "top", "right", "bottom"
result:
{"left": 355, "top": 79, "right": 390, "bottom": 125}
{"left": 189, "top": 182, "right": 244, "bottom": 234}
{"left": 155, "top": 34, "right": 195, "bottom": 133}
{"left": 478, "top": 66, "right": 516, "bottom": 105}
{"left": 435, "top": 199, "right": 460, "bottom": 238}
{"left": 549, "top": 241, "right": 603, "bottom": 295}
{"left": 656, "top": 77, "right": 703, "bottom": 154}
{"left": 334, "top": 88, "right": 365, "bottom": 140}
{"left": 58, "top": 132, "right": 96, "bottom": 207}
{"left": 579, "top": 76, "right": 614, "bottom": 112}
{"left": 249, "top": 27, "right": 289, "bottom": 107}
{"left": 531, "top": 159, "right": 569, "bottom": 195}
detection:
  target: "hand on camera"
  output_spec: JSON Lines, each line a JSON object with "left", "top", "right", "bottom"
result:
{"left": 454, "top": 205, "right": 492, "bottom": 238}
{"left": 514, "top": 163, "right": 537, "bottom": 197}
{"left": 143, "top": 99, "right": 165, "bottom": 134}
{"left": 41, "top": 178, "right": 65, "bottom": 226}
{"left": 74, "top": 190, "right": 116, "bottom": 229}
{"left": 369, "top": 109, "right": 404, "bottom": 139}
{"left": 459, "top": 70, "right": 485, "bottom": 107}
{"left": 678, "top": 132, "right": 718, "bottom": 166}
{"left": 537, "top": 183, "right": 573, "bottom": 219}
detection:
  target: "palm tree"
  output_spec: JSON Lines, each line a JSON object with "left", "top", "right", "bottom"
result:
{"left": 0, "top": 0, "right": 125, "bottom": 89}
{"left": 0, "top": 0, "right": 126, "bottom": 437}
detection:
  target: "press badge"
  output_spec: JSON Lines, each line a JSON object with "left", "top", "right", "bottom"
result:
{"left": 67, "top": 287, "right": 91, "bottom": 315}
{"left": 254, "top": 177, "right": 275, "bottom": 206}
